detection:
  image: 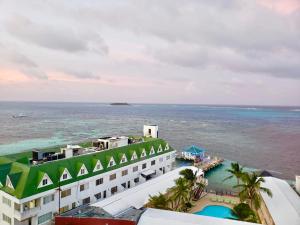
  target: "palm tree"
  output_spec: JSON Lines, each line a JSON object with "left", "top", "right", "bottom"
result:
{"left": 179, "top": 169, "right": 197, "bottom": 201}
{"left": 223, "top": 162, "right": 244, "bottom": 188}
{"left": 148, "top": 192, "right": 170, "bottom": 210}
{"left": 168, "top": 177, "right": 190, "bottom": 211}
{"left": 235, "top": 172, "right": 272, "bottom": 209}
{"left": 193, "top": 180, "right": 206, "bottom": 200}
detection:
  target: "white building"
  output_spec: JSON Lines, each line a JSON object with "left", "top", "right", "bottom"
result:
{"left": 260, "top": 176, "right": 300, "bottom": 225}
{"left": 143, "top": 125, "right": 158, "bottom": 138}
{"left": 0, "top": 128, "right": 176, "bottom": 225}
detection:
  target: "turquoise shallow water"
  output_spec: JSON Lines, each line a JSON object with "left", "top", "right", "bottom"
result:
{"left": 0, "top": 102, "right": 299, "bottom": 179}
{"left": 204, "top": 160, "right": 258, "bottom": 192}
{"left": 194, "top": 205, "right": 238, "bottom": 219}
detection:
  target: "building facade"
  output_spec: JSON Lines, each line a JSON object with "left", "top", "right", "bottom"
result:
{"left": 0, "top": 137, "right": 176, "bottom": 225}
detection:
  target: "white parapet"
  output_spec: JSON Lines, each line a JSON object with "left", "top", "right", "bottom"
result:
{"left": 296, "top": 175, "right": 300, "bottom": 194}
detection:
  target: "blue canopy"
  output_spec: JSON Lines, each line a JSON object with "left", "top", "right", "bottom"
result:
{"left": 183, "top": 145, "right": 206, "bottom": 157}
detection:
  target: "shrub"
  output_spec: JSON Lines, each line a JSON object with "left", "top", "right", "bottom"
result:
{"left": 233, "top": 203, "right": 258, "bottom": 223}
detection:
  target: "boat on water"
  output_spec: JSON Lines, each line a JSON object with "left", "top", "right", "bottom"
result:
{"left": 12, "top": 113, "right": 28, "bottom": 118}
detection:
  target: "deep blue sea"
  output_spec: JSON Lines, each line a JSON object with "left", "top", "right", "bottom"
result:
{"left": 0, "top": 102, "right": 299, "bottom": 179}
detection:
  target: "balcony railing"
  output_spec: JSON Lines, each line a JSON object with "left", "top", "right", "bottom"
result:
{"left": 14, "top": 206, "right": 41, "bottom": 221}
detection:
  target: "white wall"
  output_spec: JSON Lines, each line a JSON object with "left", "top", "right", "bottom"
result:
{"left": 0, "top": 150, "right": 176, "bottom": 225}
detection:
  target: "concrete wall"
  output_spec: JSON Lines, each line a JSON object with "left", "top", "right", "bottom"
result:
{"left": 55, "top": 217, "right": 136, "bottom": 225}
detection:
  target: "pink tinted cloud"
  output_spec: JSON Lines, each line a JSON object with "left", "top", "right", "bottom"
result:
{"left": 0, "top": 68, "right": 30, "bottom": 84}
{"left": 259, "top": 0, "right": 300, "bottom": 14}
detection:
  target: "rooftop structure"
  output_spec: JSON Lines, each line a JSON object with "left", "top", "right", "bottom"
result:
{"left": 92, "top": 166, "right": 203, "bottom": 215}
{"left": 260, "top": 177, "right": 300, "bottom": 225}
{"left": 143, "top": 125, "right": 158, "bottom": 138}
{"left": 0, "top": 125, "right": 176, "bottom": 225}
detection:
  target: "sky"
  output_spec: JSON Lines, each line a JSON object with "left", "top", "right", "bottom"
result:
{"left": 0, "top": 0, "right": 299, "bottom": 105}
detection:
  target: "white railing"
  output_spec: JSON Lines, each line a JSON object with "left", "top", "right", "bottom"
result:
{"left": 14, "top": 206, "right": 41, "bottom": 220}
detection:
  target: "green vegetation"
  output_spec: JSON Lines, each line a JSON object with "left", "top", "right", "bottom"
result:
{"left": 235, "top": 172, "right": 272, "bottom": 210}
{"left": 233, "top": 203, "right": 258, "bottom": 223}
{"left": 147, "top": 168, "right": 207, "bottom": 212}
{"left": 148, "top": 193, "right": 170, "bottom": 210}
{"left": 0, "top": 138, "right": 172, "bottom": 199}
{"left": 223, "top": 162, "right": 273, "bottom": 223}
{"left": 223, "top": 162, "right": 244, "bottom": 189}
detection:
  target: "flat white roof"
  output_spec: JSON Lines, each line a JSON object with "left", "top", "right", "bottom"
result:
{"left": 260, "top": 177, "right": 300, "bottom": 225}
{"left": 92, "top": 166, "right": 203, "bottom": 215}
{"left": 138, "top": 208, "right": 256, "bottom": 225}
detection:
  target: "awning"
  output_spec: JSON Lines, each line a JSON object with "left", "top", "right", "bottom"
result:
{"left": 141, "top": 170, "right": 156, "bottom": 177}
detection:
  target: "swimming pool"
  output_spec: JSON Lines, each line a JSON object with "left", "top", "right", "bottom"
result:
{"left": 194, "top": 205, "right": 238, "bottom": 219}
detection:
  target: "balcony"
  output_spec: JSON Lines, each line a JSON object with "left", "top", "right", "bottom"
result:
{"left": 14, "top": 206, "right": 41, "bottom": 221}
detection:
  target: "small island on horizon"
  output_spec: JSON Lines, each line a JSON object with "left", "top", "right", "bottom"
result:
{"left": 110, "top": 102, "right": 131, "bottom": 106}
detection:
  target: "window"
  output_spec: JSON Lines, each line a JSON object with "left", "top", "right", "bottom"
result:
{"left": 43, "top": 194, "right": 54, "bottom": 205}
{"left": 62, "top": 173, "right": 68, "bottom": 180}
{"left": 2, "top": 196, "right": 11, "bottom": 207}
{"left": 121, "top": 182, "right": 126, "bottom": 188}
{"left": 109, "top": 173, "right": 116, "bottom": 180}
{"left": 134, "top": 177, "right": 139, "bottom": 183}
{"left": 140, "top": 149, "right": 147, "bottom": 158}
{"left": 132, "top": 166, "right": 138, "bottom": 172}
{"left": 80, "top": 183, "right": 89, "bottom": 192}
{"left": 95, "top": 192, "right": 102, "bottom": 200}
{"left": 61, "top": 189, "right": 71, "bottom": 198}
{"left": 121, "top": 169, "right": 128, "bottom": 176}
{"left": 120, "top": 154, "right": 127, "bottom": 163}
{"left": 96, "top": 178, "right": 103, "bottom": 186}
{"left": 42, "top": 178, "right": 48, "bottom": 186}
{"left": 59, "top": 205, "right": 69, "bottom": 213}
{"left": 80, "top": 168, "right": 85, "bottom": 175}
{"left": 82, "top": 197, "right": 90, "bottom": 205}
{"left": 2, "top": 214, "right": 11, "bottom": 224}
{"left": 166, "top": 155, "right": 170, "bottom": 160}
{"left": 151, "top": 160, "right": 156, "bottom": 166}
{"left": 14, "top": 203, "right": 21, "bottom": 212}
{"left": 108, "top": 157, "right": 116, "bottom": 167}
{"left": 72, "top": 202, "right": 76, "bottom": 209}
{"left": 103, "top": 190, "right": 106, "bottom": 198}
{"left": 131, "top": 151, "right": 138, "bottom": 160}
{"left": 38, "top": 212, "right": 52, "bottom": 224}
{"left": 111, "top": 186, "right": 118, "bottom": 195}
{"left": 142, "top": 163, "right": 147, "bottom": 169}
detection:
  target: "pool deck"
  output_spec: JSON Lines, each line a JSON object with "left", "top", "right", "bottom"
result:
{"left": 189, "top": 193, "right": 240, "bottom": 213}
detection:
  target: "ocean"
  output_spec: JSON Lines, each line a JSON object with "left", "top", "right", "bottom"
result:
{"left": 0, "top": 102, "right": 299, "bottom": 180}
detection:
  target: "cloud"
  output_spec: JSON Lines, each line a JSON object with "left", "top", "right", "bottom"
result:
{"left": 0, "top": 0, "right": 299, "bottom": 104}
{"left": 5, "top": 15, "right": 108, "bottom": 54}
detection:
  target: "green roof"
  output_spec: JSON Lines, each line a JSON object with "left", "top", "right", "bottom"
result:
{"left": 0, "top": 138, "right": 174, "bottom": 199}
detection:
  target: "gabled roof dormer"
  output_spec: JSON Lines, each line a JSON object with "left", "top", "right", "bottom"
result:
{"left": 131, "top": 151, "right": 138, "bottom": 161}
{"left": 107, "top": 156, "right": 116, "bottom": 168}
{"left": 6, "top": 172, "right": 22, "bottom": 190}
{"left": 157, "top": 144, "right": 163, "bottom": 153}
{"left": 149, "top": 146, "right": 155, "bottom": 155}
{"left": 165, "top": 143, "right": 169, "bottom": 151}
{"left": 60, "top": 168, "right": 72, "bottom": 181}
{"left": 140, "top": 149, "right": 147, "bottom": 158}
{"left": 93, "top": 160, "right": 103, "bottom": 172}
{"left": 120, "top": 154, "right": 128, "bottom": 164}
{"left": 6, "top": 176, "right": 14, "bottom": 190}
{"left": 77, "top": 163, "right": 88, "bottom": 177}
{"left": 38, "top": 172, "right": 53, "bottom": 188}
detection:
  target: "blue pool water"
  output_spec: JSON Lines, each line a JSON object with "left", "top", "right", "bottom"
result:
{"left": 194, "top": 205, "right": 238, "bottom": 219}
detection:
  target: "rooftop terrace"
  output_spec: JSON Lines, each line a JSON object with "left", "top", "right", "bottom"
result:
{"left": 0, "top": 137, "right": 173, "bottom": 199}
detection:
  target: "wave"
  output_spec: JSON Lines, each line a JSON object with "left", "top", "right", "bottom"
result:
{"left": 290, "top": 109, "right": 300, "bottom": 112}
